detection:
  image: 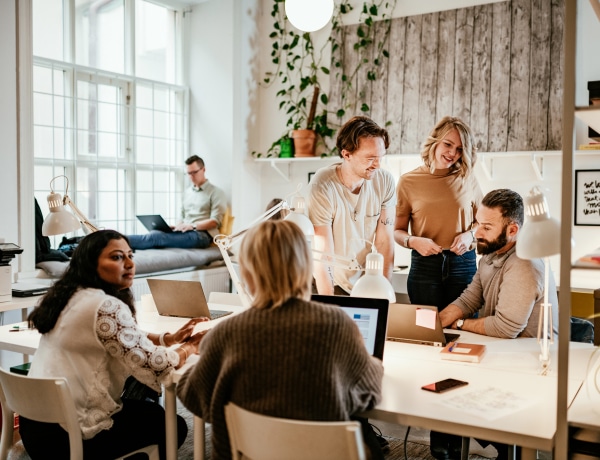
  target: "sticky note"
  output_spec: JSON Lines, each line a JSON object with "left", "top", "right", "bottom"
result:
{"left": 416, "top": 308, "right": 437, "bottom": 330}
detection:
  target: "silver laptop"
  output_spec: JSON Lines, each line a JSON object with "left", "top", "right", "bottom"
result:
{"left": 386, "top": 303, "right": 459, "bottom": 347}
{"left": 136, "top": 215, "right": 173, "bottom": 233}
{"left": 147, "top": 278, "right": 233, "bottom": 320}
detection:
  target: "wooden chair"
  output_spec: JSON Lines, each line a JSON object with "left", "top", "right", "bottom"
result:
{"left": 219, "top": 206, "right": 235, "bottom": 236}
{"left": 0, "top": 367, "right": 159, "bottom": 460}
{"left": 224, "top": 402, "right": 366, "bottom": 460}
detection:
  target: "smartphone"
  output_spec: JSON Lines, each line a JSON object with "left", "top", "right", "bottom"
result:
{"left": 421, "top": 378, "right": 468, "bottom": 393}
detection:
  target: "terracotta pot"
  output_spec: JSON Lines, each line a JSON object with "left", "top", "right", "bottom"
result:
{"left": 292, "top": 129, "right": 317, "bottom": 157}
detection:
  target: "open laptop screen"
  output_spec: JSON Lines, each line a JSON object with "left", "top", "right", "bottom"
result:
{"left": 311, "top": 295, "right": 389, "bottom": 360}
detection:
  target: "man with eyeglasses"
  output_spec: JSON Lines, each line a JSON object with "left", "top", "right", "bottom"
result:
{"left": 128, "top": 155, "right": 227, "bottom": 250}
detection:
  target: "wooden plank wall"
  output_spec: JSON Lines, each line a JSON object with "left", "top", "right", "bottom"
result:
{"left": 328, "top": 0, "right": 564, "bottom": 154}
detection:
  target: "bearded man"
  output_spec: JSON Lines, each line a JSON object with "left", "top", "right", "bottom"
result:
{"left": 439, "top": 188, "right": 559, "bottom": 338}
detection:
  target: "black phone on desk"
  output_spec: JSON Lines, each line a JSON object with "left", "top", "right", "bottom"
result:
{"left": 421, "top": 378, "right": 468, "bottom": 393}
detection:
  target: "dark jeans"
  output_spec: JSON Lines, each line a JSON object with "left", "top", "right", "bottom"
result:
{"left": 408, "top": 250, "right": 476, "bottom": 459}
{"left": 128, "top": 229, "right": 212, "bottom": 250}
{"left": 19, "top": 398, "right": 188, "bottom": 460}
{"left": 407, "top": 249, "right": 477, "bottom": 311}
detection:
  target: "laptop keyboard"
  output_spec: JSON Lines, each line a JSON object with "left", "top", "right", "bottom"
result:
{"left": 209, "top": 310, "right": 233, "bottom": 320}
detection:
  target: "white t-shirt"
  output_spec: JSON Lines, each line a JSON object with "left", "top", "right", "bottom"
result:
{"left": 307, "top": 162, "right": 396, "bottom": 292}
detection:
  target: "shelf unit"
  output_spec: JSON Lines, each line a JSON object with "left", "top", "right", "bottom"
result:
{"left": 575, "top": 106, "right": 600, "bottom": 133}
{"left": 254, "top": 156, "right": 339, "bottom": 182}
{"left": 556, "top": 0, "right": 579, "bottom": 457}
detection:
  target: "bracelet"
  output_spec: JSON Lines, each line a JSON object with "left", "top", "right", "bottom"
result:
{"left": 403, "top": 235, "right": 412, "bottom": 249}
{"left": 159, "top": 332, "right": 167, "bottom": 347}
{"left": 179, "top": 346, "right": 188, "bottom": 362}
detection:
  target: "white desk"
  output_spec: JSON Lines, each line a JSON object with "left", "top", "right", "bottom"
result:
{"left": 0, "top": 306, "right": 594, "bottom": 460}
{"left": 0, "top": 301, "right": 246, "bottom": 460}
{"left": 174, "top": 328, "right": 591, "bottom": 460}
{"left": 363, "top": 334, "right": 589, "bottom": 459}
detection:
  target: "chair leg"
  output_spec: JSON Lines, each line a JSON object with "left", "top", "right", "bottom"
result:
{"left": 460, "top": 436, "right": 470, "bottom": 460}
{"left": 0, "top": 408, "right": 15, "bottom": 460}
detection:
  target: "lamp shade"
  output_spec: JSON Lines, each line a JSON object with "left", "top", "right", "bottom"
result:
{"left": 285, "top": 0, "right": 334, "bottom": 32}
{"left": 516, "top": 187, "right": 561, "bottom": 259}
{"left": 285, "top": 196, "right": 315, "bottom": 238}
{"left": 42, "top": 191, "right": 81, "bottom": 236}
{"left": 350, "top": 251, "right": 396, "bottom": 303}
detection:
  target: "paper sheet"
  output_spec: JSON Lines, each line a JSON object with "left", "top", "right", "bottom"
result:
{"left": 439, "top": 386, "right": 536, "bottom": 421}
{"left": 416, "top": 308, "right": 437, "bottom": 330}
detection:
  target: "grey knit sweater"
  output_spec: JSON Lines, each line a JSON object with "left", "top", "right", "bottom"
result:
{"left": 177, "top": 297, "right": 384, "bottom": 460}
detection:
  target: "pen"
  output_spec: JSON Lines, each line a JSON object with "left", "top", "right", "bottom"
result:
{"left": 448, "top": 341, "right": 458, "bottom": 352}
{"left": 10, "top": 325, "right": 31, "bottom": 332}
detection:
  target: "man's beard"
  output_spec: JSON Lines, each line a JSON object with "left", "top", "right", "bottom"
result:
{"left": 476, "top": 226, "right": 508, "bottom": 255}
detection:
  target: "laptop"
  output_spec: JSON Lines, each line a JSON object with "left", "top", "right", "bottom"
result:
{"left": 136, "top": 215, "right": 173, "bottom": 233}
{"left": 146, "top": 278, "right": 233, "bottom": 320}
{"left": 312, "top": 295, "right": 389, "bottom": 360}
{"left": 11, "top": 283, "right": 50, "bottom": 297}
{"left": 386, "top": 303, "right": 460, "bottom": 347}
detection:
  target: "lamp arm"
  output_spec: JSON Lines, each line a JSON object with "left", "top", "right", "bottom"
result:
{"left": 64, "top": 195, "right": 100, "bottom": 233}
{"left": 214, "top": 236, "right": 253, "bottom": 308}
{"left": 312, "top": 249, "right": 362, "bottom": 271}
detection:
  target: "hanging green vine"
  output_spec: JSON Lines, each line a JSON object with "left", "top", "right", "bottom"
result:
{"left": 253, "top": 0, "right": 397, "bottom": 158}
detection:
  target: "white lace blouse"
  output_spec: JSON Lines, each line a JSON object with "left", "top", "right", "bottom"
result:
{"left": 29, "top": 288, "right": 180, "bottom": 439}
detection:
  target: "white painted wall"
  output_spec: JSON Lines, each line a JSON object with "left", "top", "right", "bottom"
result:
{"left": 0, "top": 1, "right": 20, "bottom": 254}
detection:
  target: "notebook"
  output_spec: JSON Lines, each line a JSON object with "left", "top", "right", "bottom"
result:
{"left": 311, "top": 295, "right": 389, "bottom": 360}
{"left": 386, "top": 303, "right": 460, "bottom": 347}
{"left": 146, "top": 278, "right": 233, "bottom": 320}
{"left": 136, "top": 215, "right": 173, "bottom": 233}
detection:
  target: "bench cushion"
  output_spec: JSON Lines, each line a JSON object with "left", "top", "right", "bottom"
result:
{"left": 37, "top": 246, "right": 223, "bottom": 278}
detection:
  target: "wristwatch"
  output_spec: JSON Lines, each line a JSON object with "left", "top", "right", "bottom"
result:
{"left": 192, "top": 223, "right": 197, "bottom": 230}
{"left": 456, "top": 319, "right": 464, "bottom": 330}
{"left": 403, "top": 235, "right": 412, "bottom": 248}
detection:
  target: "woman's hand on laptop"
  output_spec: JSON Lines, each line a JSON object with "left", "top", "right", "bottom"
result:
{"left": 166, "top": 317, "right": 210, "bottom": 346}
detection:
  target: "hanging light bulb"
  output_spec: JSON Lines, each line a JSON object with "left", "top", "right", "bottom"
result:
{"left": 285, "top": 0, "right": 334, "bottom": 32}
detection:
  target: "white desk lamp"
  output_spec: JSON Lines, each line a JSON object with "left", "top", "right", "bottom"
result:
{"left": 313, "top": 236, "right": 396, "bottom": 303}
{"left": 214, "top": 194, "right": 314, "bottom": 308}
{"left": 42, "top": 175, "right": 99, "bottom": 236}
{"left": 350, "top": 244, "right": 396, "bottom": 303}
{"left": 516, "top": 186, "right": 560, "bottom": 373}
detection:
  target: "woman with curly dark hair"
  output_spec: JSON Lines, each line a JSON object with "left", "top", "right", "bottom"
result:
{"left": 22, "top": 229, "right": 207, "bottom": 460}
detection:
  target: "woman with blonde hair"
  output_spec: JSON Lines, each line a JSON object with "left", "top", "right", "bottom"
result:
{"left": 394, "top": 116, "right": 482, "bottom": 459}
{"left": 177, "top": 219, "right": 384, "bottom": 460}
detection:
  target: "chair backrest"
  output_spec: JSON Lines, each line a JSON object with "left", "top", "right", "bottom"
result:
{"left": 571, "top": 316, "right": 595, "bottom": 344}
{"left": 224, "top": 403, "right": 366, "bottom": 460}
{"left": 219, "top": 206, "right": 235, "bottom": 236}
{"left": 0, "top": 367, "right": 83, "bottom": 460}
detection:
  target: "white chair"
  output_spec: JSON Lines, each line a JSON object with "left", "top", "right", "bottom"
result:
{"left": 224, "top": 402, "right": 366, "bottom": 460}
{"left": 0, "top": 367, "right": 159, "bottom": 460}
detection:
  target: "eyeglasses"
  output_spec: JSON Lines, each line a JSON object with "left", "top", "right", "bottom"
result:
{"left": 187, "top": 168, "right": 202, "bottom": 176}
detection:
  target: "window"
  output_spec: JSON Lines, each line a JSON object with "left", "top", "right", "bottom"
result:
{"left": 32, "top": 0, "right": 188, "bottom": 241}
